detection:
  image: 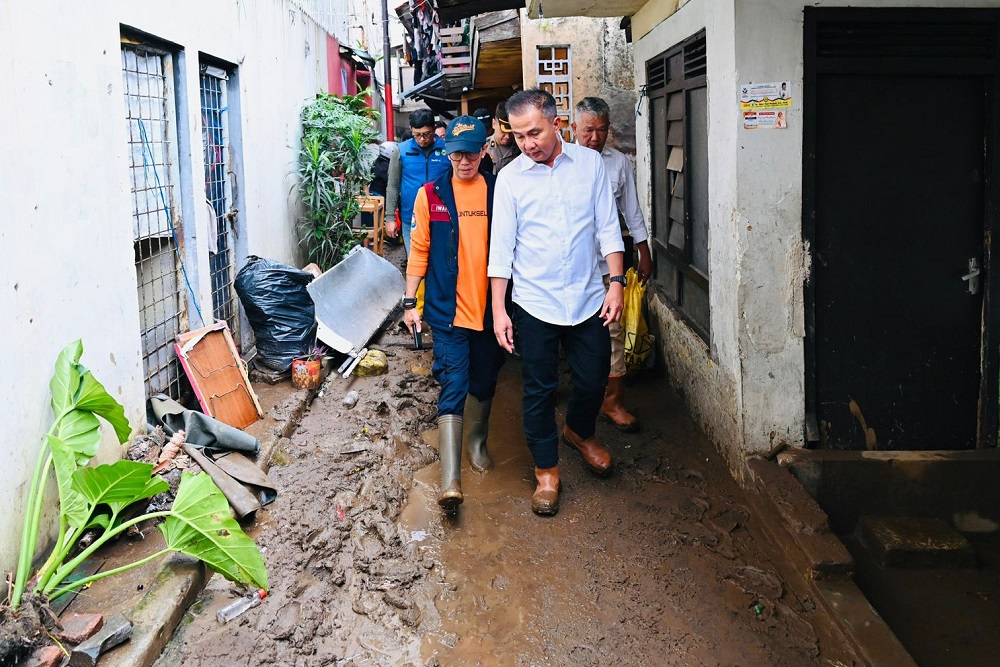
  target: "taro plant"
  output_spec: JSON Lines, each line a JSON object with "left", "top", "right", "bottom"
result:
{"left": 296, "top": 90, "right": 381, "bottom": 270}
{"left": 6, "top": 341, "right": 268, "bottom": 617}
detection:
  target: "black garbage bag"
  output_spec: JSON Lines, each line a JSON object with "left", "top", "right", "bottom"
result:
{"left": 234, "top": 256, "right": 316, "bottom": 372}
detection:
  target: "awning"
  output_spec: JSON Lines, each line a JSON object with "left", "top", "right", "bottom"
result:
{"left": 400, "top": 71, "right": 446, "bottom": 100}
{"left": 437, "top": 0, "right": 525, "bottom": 24}
{"left": 340, "top": 45, "right": 375, "bottom": 70}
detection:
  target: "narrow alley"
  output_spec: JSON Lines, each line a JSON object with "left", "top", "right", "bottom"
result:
{"left": 8, "top": 4, "right": 1000, "bottom": 667}
{"left": 152, "top": 248, "right": 859, "bottom": 667}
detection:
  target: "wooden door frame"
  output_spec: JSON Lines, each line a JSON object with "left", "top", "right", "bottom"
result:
{"left": 802, "top": 7, "right": 1000, "bottom": 449}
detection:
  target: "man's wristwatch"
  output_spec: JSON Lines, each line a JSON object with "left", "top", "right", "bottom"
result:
{"left": 402, "top": 297, "right": 417, "bottom": 310}
{"left": 609, "top": 275, "right": 626, "bottom": 287}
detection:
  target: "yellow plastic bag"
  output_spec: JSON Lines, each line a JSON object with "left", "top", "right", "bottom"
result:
{"left": 622, "top": 268, "right": 654, "bottom": 374}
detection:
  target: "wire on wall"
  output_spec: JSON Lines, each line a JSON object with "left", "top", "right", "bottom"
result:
{"left": 137, "top": 118, "right": 206, "bottom": 326}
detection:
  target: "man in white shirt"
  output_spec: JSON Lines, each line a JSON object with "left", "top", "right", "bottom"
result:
{"left": 573, "top": 97, "right": 652, "bottom": 433}
{"left": 488, "top": 89, "right": 625, "bottom": 516}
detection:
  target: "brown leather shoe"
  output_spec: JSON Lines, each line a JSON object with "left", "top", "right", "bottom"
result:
{"left": 532, "top": 466, "right": 560, "bottom": 516}
{"left": 601, "top": 376, "right": 639, "bottom": 432}
{"left": 562, "top": 426, "right": 613, "bottom": 476}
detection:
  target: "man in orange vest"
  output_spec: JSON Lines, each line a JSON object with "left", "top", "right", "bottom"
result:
{"left": 402, "top": 116, "right": 505, "bottom": 514}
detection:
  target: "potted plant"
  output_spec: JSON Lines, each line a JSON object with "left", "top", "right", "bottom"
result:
{"left": 296, "top": 91, "right": 382, "bottom": 270}
{"left": 291, "top": 345, "right": 325, "bottom": 390}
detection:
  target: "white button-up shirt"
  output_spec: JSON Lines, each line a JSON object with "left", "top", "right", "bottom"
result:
{"left": 598, "top": 145, "right": 648, "bottom": 275}
{"left": 488, "top": 139, "right": 624, "bottom": 326}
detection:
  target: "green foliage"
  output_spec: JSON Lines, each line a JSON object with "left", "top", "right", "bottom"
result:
{"left": 159, "top": 472, "right": 268, "bottom": 588}
{"left": 297, "top": 90, "right": 382, "bottom": 270}
{"left": 9, "top": 341, "right": 268, "bottom": 612}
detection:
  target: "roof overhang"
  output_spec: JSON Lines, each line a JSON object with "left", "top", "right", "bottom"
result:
{"left": 525, "top": 0, "right": 647, "bottom": 19}
{"left": 437, "top": 0, "right": 526, "bottom": 24}
{"left": 340, "top": 45, "right": 375, "bottom": 70}
{"left": 400, "top": 71, "right": 474, "bottom": 102}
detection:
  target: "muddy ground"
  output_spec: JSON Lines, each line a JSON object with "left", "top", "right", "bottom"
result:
{"left": 152, "top": 311, "right": 864, "bottom": 666}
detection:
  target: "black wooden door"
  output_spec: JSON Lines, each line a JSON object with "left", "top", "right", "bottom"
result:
{"left": 813, "top": 73, "right": 986, "bottom": 449}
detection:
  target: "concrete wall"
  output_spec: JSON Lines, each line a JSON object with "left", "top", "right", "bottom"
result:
{"left": 519, "top": 12, "right": 638, "bottom": 153}
{"left": 0, "top": 0, "right": 330, "bottom": 575}
{"left": 633, "top": 0, "right": 1000, "bottom": 477}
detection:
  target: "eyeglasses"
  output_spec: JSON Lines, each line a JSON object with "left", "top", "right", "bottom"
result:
{"left": 448, "top": 151, "right": 482, "bottom": 163}
{"left": 412, "top": 130, "right": 435, "bottom": 139}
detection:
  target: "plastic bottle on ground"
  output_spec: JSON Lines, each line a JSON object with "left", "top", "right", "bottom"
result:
{"left": 216, "top": 589, "right": 267, "bottom": 623}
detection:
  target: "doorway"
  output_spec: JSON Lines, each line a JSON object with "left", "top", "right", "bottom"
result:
{"left": 804, "top": 9, "right": 1000, "bottom": 450}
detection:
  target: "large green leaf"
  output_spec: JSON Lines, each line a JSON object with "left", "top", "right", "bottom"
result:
{"left": 75, "top": 372, "right": 130, "bottom": 443}
{"left": 55, "top": 410, "right": 102, "bottom": 466}
{"left": 159, "top": 472, "right": 268, "bottom": 591}
{"left": 47, "top": 435, "right": 91, "bottom": 530}
{"left": 85, "top": 513, "right": 111, "bottom": 531}
{"left": 50, "top": 340, "right": 83, "bottom": 416}
{"left": 72, "top": 461, "right": 168, "bottom": 520}
{"left": 46, "top": 343, "right": 134, "bottom": 530}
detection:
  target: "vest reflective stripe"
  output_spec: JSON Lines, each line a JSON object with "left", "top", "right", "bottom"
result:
{"left": 398, "top": 137, "right": 450, "bottom": 229}
{"left": 422, "top": 183, "right": 460, "bottom": 331}
{"left": 419, "top": 174, "right": 497, "bottom": 332}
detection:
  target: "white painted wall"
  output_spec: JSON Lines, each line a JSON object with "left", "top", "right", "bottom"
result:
{"left": 0, "top": 0, "right": 330, "bottom": 575}
{"left": 633, "top": 0, "right": 1000, "bottom": 473}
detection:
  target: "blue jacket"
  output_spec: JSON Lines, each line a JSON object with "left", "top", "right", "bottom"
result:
{"left": 399, "top": 137, "right": 450, "bottom": 231}
{"left": 421, "top": 171, "right": 497, "bottom": 332}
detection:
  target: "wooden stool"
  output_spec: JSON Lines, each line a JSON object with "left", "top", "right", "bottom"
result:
{"left": 354, "top": 195, "right": 385, "bottom": 256}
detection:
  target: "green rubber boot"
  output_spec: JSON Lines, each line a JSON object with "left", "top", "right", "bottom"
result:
{"left": 465, "top": 395, "right": 494, "bottom": 473}
{"left": 437, "top": 415, "right": 464, "bottom": 513}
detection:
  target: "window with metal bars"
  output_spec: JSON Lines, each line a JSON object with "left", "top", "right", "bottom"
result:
{"left": 646, "top": 31, "right": 710, "bottom": 342}
{"left": 200, "top": 62, "right": 240, "bottom": 342}
{"left": 536, "top": 45, "right": 574, "bottom": 142}
{"left": 122, "top": 40, "right": 189, "bottom": 399}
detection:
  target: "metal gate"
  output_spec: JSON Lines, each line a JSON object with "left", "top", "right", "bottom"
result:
{"left": 200, "top": 64, "right": 240, "bottom": 342}
{"left": 123, "top": 42, "right": 188, "bottom": 398}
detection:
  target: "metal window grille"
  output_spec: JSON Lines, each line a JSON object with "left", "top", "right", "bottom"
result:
{"left": 200, "top": 65, "right": 239, "bottom": 341}
{"left": 536, "top": 45, "right": 574, "bottom": 142}
{"left": 123, "top": 43, "right": 187, "bottom": 398}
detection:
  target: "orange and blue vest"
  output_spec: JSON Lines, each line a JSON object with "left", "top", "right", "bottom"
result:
{"left": 421, "top": 171, "right": 497, "bottom": 332}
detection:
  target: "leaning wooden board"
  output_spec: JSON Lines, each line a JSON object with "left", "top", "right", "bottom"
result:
{"left": 174, "top": 322, "right": 262, "bottom": 429}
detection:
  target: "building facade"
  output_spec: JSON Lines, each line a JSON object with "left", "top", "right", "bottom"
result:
{"left": 0, "top": 1, "right": 351, "bottom": 574}
{"left": 520, "top": 14, "right": 638, "bottom": 152}
{"left": 530, "top": 0, "right": 1000, "bottom": 476}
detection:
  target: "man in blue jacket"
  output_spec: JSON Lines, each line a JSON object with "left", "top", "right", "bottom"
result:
{"left": 385, "top": 108, "right": 452, "bottom": 256}
{"left": 402, "top": 116, "right": 505, "bottom": 513}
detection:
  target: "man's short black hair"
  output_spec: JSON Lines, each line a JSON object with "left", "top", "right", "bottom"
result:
{"left": 506, "top": 89, "right": 557, "bottom": 121}
{"left": 409, "top": 108, "right": 434, "bottom": 129}
{"left": 435, "top": 120, "right": 447, "bottom": 129}
{"left": 495, "top": 99, "right": 509, "bottom": 121}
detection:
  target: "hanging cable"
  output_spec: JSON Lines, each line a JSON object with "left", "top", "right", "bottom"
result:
{"left": 137, "top": 118, "right": 206, "bottom": 325}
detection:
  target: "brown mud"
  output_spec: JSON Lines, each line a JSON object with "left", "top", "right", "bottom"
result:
{"left": 153, "top": 316, "right": 862, "bottom": 666}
